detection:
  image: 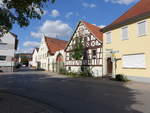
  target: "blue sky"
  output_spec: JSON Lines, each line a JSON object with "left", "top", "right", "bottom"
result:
{"left": 11, "top": 0, "right": 140, "bottom": 53}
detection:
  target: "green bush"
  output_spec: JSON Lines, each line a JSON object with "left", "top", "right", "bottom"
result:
{"left": 115, "top": 74, "right": 129, "bottom": 82}
{"left": 59, "top": 68, "right": 67, "bottom": 75}
{"left": 80, "top": 66, "right": 93, "bottom": 77}
{"left": 79, "top": 70, "right": 92, "bottom": 77}
{"left": 58, "top": 66, "right": 93, "bottom": 78}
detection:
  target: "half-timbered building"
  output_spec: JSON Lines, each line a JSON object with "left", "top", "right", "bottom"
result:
{"left": 65, "top": 21, "right": 103, "bottom": 77}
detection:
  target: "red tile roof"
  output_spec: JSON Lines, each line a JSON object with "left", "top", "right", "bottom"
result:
{"left": 82, "top": 21, "right": 103, "bottom": 41}
{"left": 103, "top": 0, "right": 150, "bottom": 31}
{"left": 44, "top": 36, "right": 68, "bottom": 54}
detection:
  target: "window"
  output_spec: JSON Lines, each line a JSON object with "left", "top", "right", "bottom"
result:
{"left": 122, "top": 26, "right": 128, "bottom": 40}
{"left": 0, "top": 56, "right": 6, "bottom": 61}
{"left": 69, "top": 53, "right": 72, "bottom": 60}
{"left": 106, "top": 32, "right": 112, "bottom": 44}
{"left": 122, "top": 54, "right": 146, "bottom": 68}
{"left": 92, "top": 50, "right": 97, "bottom": 59}
{"left": 138, "top": 21, "right": 146, "bottom": 36}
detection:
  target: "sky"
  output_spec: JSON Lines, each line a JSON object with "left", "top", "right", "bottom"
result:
{"left": 11, "top": 0, "right": 140, "bottom": 53}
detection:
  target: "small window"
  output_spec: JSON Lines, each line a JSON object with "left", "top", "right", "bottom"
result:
{"left": 0, "top": 56, "right": 6, "bottom": 61}
{"left": 69, "top": 53, "right": 72, "bottom": 60}
{"left": 106, "top": 32, "right": 112, "bottom": 44}
{"left": 122, "top": 26, "right": 128, "bottom": 40}
{"left": 138, "top": 21, "right": 146, "bottom": 36}
{"left": 92, "top": 50, "right": 97, "bottom": 59}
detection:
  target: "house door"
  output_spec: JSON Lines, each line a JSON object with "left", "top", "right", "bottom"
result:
{"left": 107, "top": 58, "right": 113, "bottom": 74}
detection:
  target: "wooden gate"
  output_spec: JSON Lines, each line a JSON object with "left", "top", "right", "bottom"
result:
{"left": 56, "top": 54, "right": 64, "bottom": 73}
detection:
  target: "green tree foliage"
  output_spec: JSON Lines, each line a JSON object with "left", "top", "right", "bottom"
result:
{"left": 21, "top": 56, "right": 29, "bottom": 66}
{"left": 72, "top": 37, "right": 84, "bottom": 60}
{"left": 0, "top": 0, "right": 55, "bottom": 36}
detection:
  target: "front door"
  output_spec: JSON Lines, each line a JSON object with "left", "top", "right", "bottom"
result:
{"left": 107, "top": 58, "right": 113, "bottom": 74}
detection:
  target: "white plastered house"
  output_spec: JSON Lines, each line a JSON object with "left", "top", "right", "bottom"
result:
{"left": 0, "top": 32, "right": 18, "bottom": 72}
{"left": 37, "top": 36, "right": 68, "bottom": 72}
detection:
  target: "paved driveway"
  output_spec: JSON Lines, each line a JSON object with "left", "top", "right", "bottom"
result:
{"left": 0, "top": 69, "right": 149, "bottom": 113}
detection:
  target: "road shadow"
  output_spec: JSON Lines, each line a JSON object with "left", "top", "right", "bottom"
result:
{"left": 0, "top": 73, "right": 144, "bottom": 113}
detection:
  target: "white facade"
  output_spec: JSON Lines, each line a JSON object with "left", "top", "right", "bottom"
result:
{"left": 37, "top": 37, "right": 66, "bottom": 72}
{"left": 38, "top": 37, "right": 50, "bottom": 70}
{"left": 31, "top": 48, "right": 39, "bottom": 68}
{"left": 0, "top": 33, "right": 18, "bottom": 72}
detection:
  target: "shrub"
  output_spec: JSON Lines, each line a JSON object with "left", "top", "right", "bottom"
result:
{"left": 79, "top": 70, "right": 92, "bottom": 77}
{"left": 79, "top": 66, "right": 93, "bottom": 77}
{"left": 115, "top": 74, "right": 129, "bottom": 82}
{"left": 59, "top": 68, "right": 67, "bottom": 75}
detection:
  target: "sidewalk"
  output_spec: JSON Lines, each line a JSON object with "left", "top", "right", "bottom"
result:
{"left": 0, "top": 92, "right": 62, "bottom": 113}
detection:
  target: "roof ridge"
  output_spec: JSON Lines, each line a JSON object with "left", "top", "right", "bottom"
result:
{"left": 103, "top": 0, "right": 150, "bottom": 31}
{"left": 81, "top": 20, "right": 101, "bottom": 29}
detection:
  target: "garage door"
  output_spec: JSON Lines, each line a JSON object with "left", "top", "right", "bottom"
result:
{"left": 122, "top": 54, "right": 146, "bottom": 68}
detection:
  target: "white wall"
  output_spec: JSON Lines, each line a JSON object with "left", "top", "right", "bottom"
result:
{"left": 31, "top": 50, "right": 38, "bottom": 67}
{"left": 0, "top": 33, "right": 16, "bottom": 67}
{"left": 38, "top": 37, "right": 49, "bottom": 70}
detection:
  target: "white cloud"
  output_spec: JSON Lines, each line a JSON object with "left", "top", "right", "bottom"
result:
{"left": 82, "top": 2, "right": 96, "bottom": 8}
{"left": 16, "top": 48, "right": 34, "bottom": 53}
{"left": 31, "top": 20, "right": 73, "bottom": 39}
{"left": 104, "top": 0, "right": 137, "bottom": 5}
{"left": 30, "top": 32, "right": 42, "bottom": 38}
{"left": 65, "top": 12, "right": 74, "bottom": 18}
{"left": 51, "top": 9, "right": 60, "bottom": 17}
{"left": 23, "top": 41, "right": 40, "bottom": 48}
{"left": 99, "top": 25, "right": 106, "bottom": 28}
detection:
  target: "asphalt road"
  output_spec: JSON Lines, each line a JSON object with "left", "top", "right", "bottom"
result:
{"left": 0, "top": 68, "right": 149, "bottom": 113}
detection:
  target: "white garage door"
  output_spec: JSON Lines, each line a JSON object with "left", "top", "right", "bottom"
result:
{"left": 122, "top": 54, "right": 146, "bottom": 68}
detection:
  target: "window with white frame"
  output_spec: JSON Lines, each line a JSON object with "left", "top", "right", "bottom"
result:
{"left": 122, "top": 26, "right": 128, "bottom": 40}
{"left": 106, "top": 32, "right": 112, "bottom": 43}
{"left": 138, "top": 21, "right": 146, "bottom": 36}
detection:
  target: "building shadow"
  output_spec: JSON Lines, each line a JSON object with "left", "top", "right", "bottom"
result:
{"left": 0, "top": 73, "right": 144, "bottom": 113}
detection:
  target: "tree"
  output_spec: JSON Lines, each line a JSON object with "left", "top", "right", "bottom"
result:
{"left": 0, "top": 0, "right": 55, "bottom": 36}
{"left": 72, "top": 37, "right": 84, "bottom": 60}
